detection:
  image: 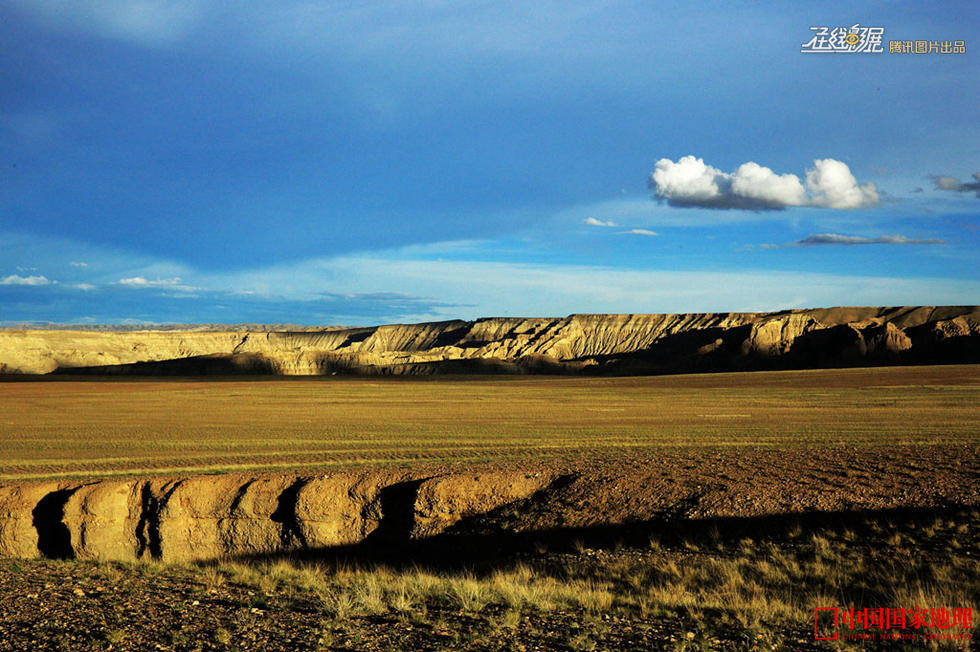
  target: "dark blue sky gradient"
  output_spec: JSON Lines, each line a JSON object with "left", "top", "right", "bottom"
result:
{"left": 0, "top": 1, "right": 977, "bottom": 323}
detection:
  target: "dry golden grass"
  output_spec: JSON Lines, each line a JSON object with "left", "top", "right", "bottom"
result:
{"left": 187, "top": 508, "right": 977, "bottom": 650}
{"left": 0, "top": 364, "right": 977, "bottom": 480}
{"left": 0, "top": 507, "right": 976, "bottom": 649}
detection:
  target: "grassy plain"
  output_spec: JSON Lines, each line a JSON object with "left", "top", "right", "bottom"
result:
{"left": 1, "top": 364, "right": 978, "bottom": 650}
{"left": 1, "top": 364, "right": 978, "bottom": 480}
{"left": 1, "top": 506, "right": 976, "bottom": 650}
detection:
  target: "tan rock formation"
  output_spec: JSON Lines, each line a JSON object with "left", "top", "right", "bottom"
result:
{"left": 62, "top": 481, "right": 143, "bottom": 562}
{"left": 1, "top": 306, "right": 977, "bottom": 376}
{"left": 411, "top": 472, "right": 557, "bottom": 538}
{"left": 0, "top": 482, "right": 63, "bottom": 559}
{"left": 294, "top": 472, "right": 406, "bottom": 550}
{"left": 0, "top": 446, "right": 976, "bottom": 562}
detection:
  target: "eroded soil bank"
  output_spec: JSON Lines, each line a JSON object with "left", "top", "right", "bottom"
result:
{"left": 2, "top": 446, "right": 976, "bottom": 563}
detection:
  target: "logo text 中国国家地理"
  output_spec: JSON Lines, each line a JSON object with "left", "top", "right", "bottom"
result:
{"left": 814, "top": 606, "right": 973, "bottom": 641}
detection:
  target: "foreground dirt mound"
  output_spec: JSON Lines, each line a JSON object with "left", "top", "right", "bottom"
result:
{"left": 1, "top": 446, "right": 976, "bottom": 562}
{"left": 0, "top": 306, "right": 978, "bottom": 375}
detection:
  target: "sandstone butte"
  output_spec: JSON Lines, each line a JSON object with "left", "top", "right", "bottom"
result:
{"left": 0, "top": 306, "right": 978, "bottom": 376}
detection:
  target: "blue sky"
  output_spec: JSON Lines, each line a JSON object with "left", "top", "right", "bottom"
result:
{"left": 1, "top": 0, "right": 977, "bottom": 325}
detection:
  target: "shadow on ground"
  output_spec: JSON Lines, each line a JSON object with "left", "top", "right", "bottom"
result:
{"left": 225, "top": 502, "right": 976, "bottom": 575}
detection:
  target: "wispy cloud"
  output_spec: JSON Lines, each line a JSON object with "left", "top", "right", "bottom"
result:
{"left": 210, "top": 254, "right": 980, "bottom": 319}
{"left": 584, "top": 217, "right": 618, "bottom": 227}
{"left": 0, "top": 274, "right": 51, "bottom": 286}
{"left": 8, "top": 0, "right": 205, "bottom": 46}
{"left": 2, "top": 238, "right": 978, "bottom": 324}
{"left": 795, "top": 233, "right": 945, "bottom": 246}
{"left": 117, "top": 276, "right": 196, "bottom": 291}
{"left": 649, "top": 156, "right": 878, "bottom": 210}
{"left": 932, "top": 173, "right": 980, "bottom": 198}
{"left": 760, "top": 233, "right": 946, "bottom": 248}
{"left": 330, "top": 256, "right": 980, "bottom": 316}
{"left": 620, "top": 229, "right": 658, "bottom": 236}
{"left": 0, "top": 282, "right": 459, "bottom": 326}
{"left": 70, "top": 261, "right": 89, "bottom": 268}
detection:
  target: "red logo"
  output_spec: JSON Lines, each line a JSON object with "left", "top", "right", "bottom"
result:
{"left": 814, "top": 606, "right": 973, "bottom": 642}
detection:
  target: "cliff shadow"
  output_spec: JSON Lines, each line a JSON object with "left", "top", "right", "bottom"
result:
{"left": 222, "top": 502, "right": 976, "bottom": 577}
{"left": 584, "top": 324, "right": 758, "bottom": 375}
{"left": 32, "top": 488, "right": 77, "bottom": 560}
{"left": 50, "top": 353, "right": 278, "bottom": 376}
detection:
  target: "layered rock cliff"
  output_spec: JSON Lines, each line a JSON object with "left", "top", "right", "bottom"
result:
{"left": 0, "top": 306, "right": 978, "bottom": 376}
{"left": 2, "top": 445, "right": 976, "bottom": 562}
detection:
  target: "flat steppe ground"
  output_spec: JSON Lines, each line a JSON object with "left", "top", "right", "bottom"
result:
{"left": 1, "top": 364, "right": 978, "bottom": 480}
{"left": 0, "top": 365, "right": 977, "bottom": 650}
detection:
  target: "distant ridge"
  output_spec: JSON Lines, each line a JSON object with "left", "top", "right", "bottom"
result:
{"left": 0, "top": 306, "right": 977, "bottom": 376}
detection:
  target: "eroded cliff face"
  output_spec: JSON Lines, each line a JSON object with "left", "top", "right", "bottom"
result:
{"left": 1, "top": 446, "right": 977, "bottom": 562}
{"left": 0, "top": 471, "right": 560, "bottom": 562}
{"left": 0, "top": 306, "right": 978, "bottom": 376}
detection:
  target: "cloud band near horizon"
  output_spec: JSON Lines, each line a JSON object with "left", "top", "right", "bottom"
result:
{"left": 796, "top": 234, "right": 945, "bottom": 246}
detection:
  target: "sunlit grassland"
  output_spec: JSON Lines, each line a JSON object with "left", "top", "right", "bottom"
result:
{"left": 19, "top": 507, "right": 977, "bottom": 651}
{"left": 1, "top": 365, "right": 978, "bottom": 480}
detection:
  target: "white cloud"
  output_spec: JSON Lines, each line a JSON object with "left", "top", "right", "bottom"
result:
{"left": 0, "top": 274, "right": 51, "bottom": 286}
{"left": 584, "top": 217, "right": 618, "bottom": 227}
{"left": 71, "top": 283, "right": 96, "bottom": 291}
{"left": 621, "top": 229, "right": 658, "bottom": 236}
{"left": 649, "top": 156, "right": 878, "bottom": 210}
{"left": 118, "top": 276, "right": 163, "bottom": 287}
{"left": 117, "top": 276, "right": 196, "bottom": 291}
{"left": 649, "top": 156, "right": 729, "bottom": 207}
{"left": 70, "top": 261, "right": 89, "bottom": 268}
{"left": 731, "top": 161, "right": 806, "bottom": 207}
{"left": 805, "top": 159, "right": 879, "bottom": 209}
